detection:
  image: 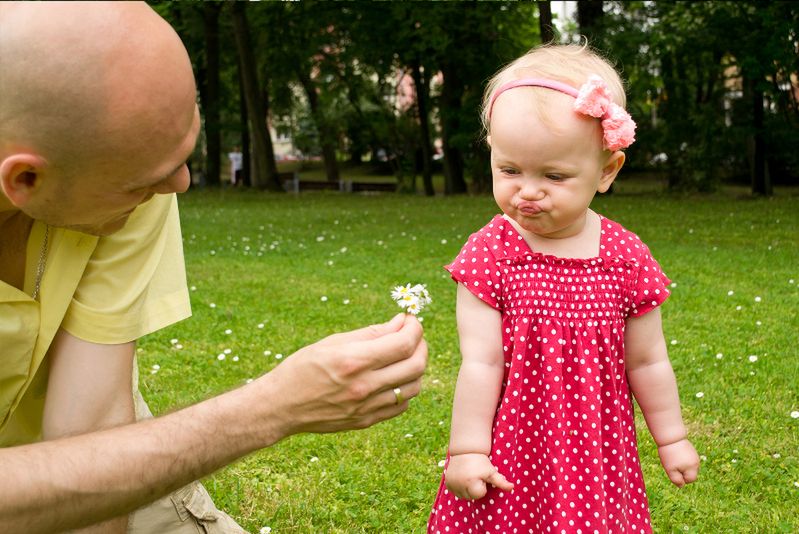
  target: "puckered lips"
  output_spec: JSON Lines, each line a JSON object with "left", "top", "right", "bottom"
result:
{"left": 517, "top": 201, "right": 543, "bottom": 216}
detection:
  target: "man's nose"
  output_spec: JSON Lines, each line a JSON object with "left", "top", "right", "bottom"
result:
{"left": 152, "top": 165, "right": 190, "bottom": 194}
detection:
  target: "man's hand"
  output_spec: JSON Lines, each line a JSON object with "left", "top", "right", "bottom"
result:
{"left": 444, "top": 453, "right": 513, "bottom": 500}
{"left": 261, "top": 313, "right": 427, "bottom": 438}
{"left": 658, "top": 438, "right": 700, "bottom": 487}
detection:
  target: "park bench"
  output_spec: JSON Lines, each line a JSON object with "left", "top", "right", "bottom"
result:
{"left": 282, "top": 172, "right": 397, "bottom": 193}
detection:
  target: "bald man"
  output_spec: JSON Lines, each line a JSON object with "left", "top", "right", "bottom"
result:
{"left": 0, "top": 3, "right": 427, "bottom": 533}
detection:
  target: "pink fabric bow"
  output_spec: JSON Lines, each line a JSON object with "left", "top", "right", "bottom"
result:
{"left": 574, "top": 75, "right": 636, "bottom": 151}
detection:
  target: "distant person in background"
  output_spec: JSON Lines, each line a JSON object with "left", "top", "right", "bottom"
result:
{"left": 228, "top": 146, "right": 243, "bottom": 186}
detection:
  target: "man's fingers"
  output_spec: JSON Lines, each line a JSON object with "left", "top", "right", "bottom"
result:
{"left": 324, "top": 313, "right": 406, "bottom": 345}
{"left": 486, "top": 469, "right": 514, "bottom": 492}
{"left": 349, "top": 314, "right": 424, "bottom": 369}
{"left": 367, "top": 337, "right": 427, "bottom": 394}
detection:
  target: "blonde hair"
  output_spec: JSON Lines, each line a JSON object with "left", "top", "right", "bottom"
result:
{"left": 480, "top": 42, "right": 627, "bottom": 136}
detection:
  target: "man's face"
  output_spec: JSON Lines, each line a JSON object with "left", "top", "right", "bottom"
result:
{"left": 43, "top": 104, "right": 200, "bottom": 237}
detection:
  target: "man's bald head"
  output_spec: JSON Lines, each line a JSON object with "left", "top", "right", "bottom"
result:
{"left": 0, "top": 1, "right": 196, "bottom": 179}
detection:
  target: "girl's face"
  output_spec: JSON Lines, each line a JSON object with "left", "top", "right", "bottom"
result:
{"left": 489, "top": 88, "right": 623, "bottom": 240}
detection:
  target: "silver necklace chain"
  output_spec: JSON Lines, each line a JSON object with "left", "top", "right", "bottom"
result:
{"left": 32, "top": 225, "right": 50, "bottom": 301}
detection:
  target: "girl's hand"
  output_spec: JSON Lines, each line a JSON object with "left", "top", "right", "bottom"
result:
{"left": 657, "top": 438, "right": 700, "bottom": 487}
{"left": 444, "top": 453, "right": 514, "bottom": 500}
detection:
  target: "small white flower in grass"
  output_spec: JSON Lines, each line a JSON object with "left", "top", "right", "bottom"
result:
{"left": 670, "top": 282, "right": 677, "bottom": 288}
{"left": 794, "top": 481, "right": 799, "bottom": 488}
{"left": 275, "top": 353, "right": 283, "bottom": 360}
{"left": 316, "top": 236, "right": 325, "bottom": 242}
{"left": 441, "top": 239, "right": 448, "bottom": 244}
{"left": 310, "top": 456, "right": 319, "bottom": 463}
{"left": 260, "top": 527, "right": 272, "bottom": 534}
{"left": 391, "top": 283, "right": 432, "bottom": 315}
{"left": 175, "top": 344, "right": 183, "bottom": 350}
{"left": 224, "top": 348, "right": 232, "bottom": 354}
{"left": 343, "top": 299, "right": 350, "bottom": 305}
{"left": 773, "top": 453, "right": 781, "bottom": 459}
{"left": 790, "top": 411, "right": 799, "bottom": 419}
{"left": 320, "top": 296, "right": 328, "bottom": 302}
{"left": 209, "top": 303, "right": 216, "bottom": 308}
{"left": 258, "top": 323, "right": 265, "bottom": 329}
{"left": 170, "top": 339, "right": 178, "bottom": 345}
{"left": 246, "top": 378, "right": 253, "bottom": 384}
{"left": 695, "top": 392, "right": 704, "bottom": 398}
{"left": 404, "top": 433, "right": 413, "bottom": 438}
{"left": 754, "top": 296, "right": 762, "bottom": 303}
{"left": 736, "top": 305, "right": 742, "bottom": 311}
{"left": 438, "top": 459, "right": 447, "bottom": 468}
{"left": 790, "top": 279, "right": 795, "bottom": 284}
{"left": 232, "top": 356, "right": 239, "bottom": 362}
{"left": 151, "top": 364, "right": 160, "bottom": 371}
{"left": 749, "top": 355, "right": 758, "bottom": 363}
{"left": 716, "top": 353, "right": 724, "bottom": 359}
{"left": 217, "top": 354, "right": 225, "bottom": 361}
{"left": 670, "top": 339, "right": 678, "bottom": 346}
{"left": 225, "top": 329, "right": 232, "bottom": 335}
{"left": 263, "top": 350, "right": 271, "bottom": 356}
{"left": 727, "top": 290, "right": 734, "bottom": 296}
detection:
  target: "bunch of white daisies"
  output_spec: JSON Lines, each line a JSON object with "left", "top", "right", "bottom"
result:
{"left": 391, "top": 283, "right": 432, "bottom": 315}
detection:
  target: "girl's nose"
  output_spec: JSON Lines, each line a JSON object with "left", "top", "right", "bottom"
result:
{"left": 519, "top": 178, "right": 545, "bottom": 200}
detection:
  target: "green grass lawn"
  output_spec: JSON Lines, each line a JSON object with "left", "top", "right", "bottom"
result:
{"left": 137, "top": 182, "right": 799, "bottom": 533}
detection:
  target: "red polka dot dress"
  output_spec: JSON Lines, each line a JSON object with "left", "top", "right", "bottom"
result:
{"left": 428, "top": 214, "right": 671, "bottom": 534}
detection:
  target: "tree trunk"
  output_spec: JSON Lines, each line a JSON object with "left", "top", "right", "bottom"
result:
{"left": 538, "top": 1, "right": 555, "bottom": 43}
{"left": 297, "top": 69, "right": 340, "bottom": 183}
{"left": 747, "top": 76, "right": 771, "bottom": 195}
{"left": 411, "top": 58, "right": 435, "bottom": 196}
{"left": 577, "top": 0, "right": 604, "bottom": 44}
{"left": 239, "top": 66, "right": 251, "bottom": 188}
{"left": 440, "top": 62, "right": 467, "bottom": 195}
{"left": 201, "top": 3, "right": 222, "bottom": 187}
{"left": 231, "top": 2, "right": 281, "bottom": 191}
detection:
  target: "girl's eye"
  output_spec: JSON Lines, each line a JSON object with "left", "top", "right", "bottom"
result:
{"left": 546, "top": 174, "right": 565, "bottom": 181}
{"left": 500, "top": 167, "right": 520, "bottom": 176}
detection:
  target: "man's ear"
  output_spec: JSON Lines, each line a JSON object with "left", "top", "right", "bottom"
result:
{"left": 598, "top": 150, "right": 625, "bottom": 193}
{"left": 0, "top": 153, "right": 48, "bottom": 208}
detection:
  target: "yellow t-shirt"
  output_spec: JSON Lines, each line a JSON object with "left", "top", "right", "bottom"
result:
{"left": 0, "top": 193, "right": 191, "bottom": 446}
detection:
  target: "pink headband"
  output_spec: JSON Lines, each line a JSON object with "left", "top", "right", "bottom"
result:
{"left": 488, "top": 75, "right": 636, "bottom": 151}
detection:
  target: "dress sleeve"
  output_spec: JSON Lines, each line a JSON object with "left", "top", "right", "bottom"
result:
{"left": 61, "top": 194, "right": 191, "bottom": 344}
{"left": 445, "top": 232, "right": 502, "bottom": 310}
{"left": 628, "top": 244, "right": 671, "bottom": 317}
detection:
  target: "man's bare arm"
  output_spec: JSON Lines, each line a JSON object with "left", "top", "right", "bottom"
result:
{"left": 42, "top": 330, "right": 137, "bottom": 533}
{"left": 0, "top": 314, "right": 427, "bottom": 533}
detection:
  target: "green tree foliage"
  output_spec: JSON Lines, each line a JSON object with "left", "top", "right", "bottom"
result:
{"left": 600, "top": 1, "right": 798, "bottom": 194}
{"left": 155, "top": 1, "right": 797, "bottom": 195}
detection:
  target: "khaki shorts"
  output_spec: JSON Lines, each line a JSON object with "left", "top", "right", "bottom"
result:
{"left": 130, "top": 363, "right": 249, "bottom": 534}
{"left": 128, "top": 481, "right": 248, "bottom": 534}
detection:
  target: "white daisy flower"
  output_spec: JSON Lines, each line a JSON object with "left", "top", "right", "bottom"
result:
{"left": 392, "top": 283, "right": 432, "bottom": 315}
